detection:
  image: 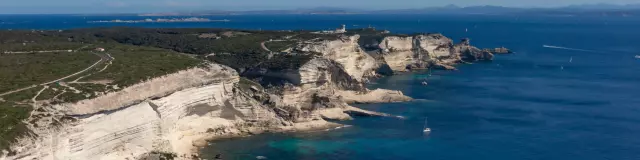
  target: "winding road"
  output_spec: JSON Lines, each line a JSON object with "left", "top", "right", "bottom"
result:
{"left": 0, "top": 51, "right": 109, "bottom": 97}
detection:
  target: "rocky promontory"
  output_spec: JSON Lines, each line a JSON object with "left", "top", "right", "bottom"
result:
{"left": 0, "top": 27, "right": 508, "bottom": 160}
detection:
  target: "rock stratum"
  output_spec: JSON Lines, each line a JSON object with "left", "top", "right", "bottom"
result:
{"left": 2, "top": 29, "right": 507, "bottom": 160}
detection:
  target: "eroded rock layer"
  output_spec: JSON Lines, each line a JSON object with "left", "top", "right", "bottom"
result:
{"left": 4, "top": 32, "right": 503, "bottom": 160}
{"left": 378, "top": 34, "right": 493, "bottom": 72}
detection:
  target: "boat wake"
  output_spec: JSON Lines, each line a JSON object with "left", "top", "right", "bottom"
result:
{"left": 324, "top": 125, "right": 353, "bottom": 131}
{"left": 543, "top": 45, "right": 598, "bottom": 52}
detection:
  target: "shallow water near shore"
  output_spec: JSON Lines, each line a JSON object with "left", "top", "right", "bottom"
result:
{"left": 5, "top": 14, "right": 640, "bottom": 160}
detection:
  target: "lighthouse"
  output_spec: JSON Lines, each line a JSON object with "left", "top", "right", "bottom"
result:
{"left": 336, "top": 24, "right": 346, "bottom": 33}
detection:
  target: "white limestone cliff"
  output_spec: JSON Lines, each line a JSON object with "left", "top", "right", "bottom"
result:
{"left": 378, "top": 34, "right": 490, "bottom": 72}
{"left": 3, "top": 64, "right": 251, "bottom": 160}
{"left": 378, "top": 36, "right": 416, "bottom": 71}
{"left": 4, "top": 58, "right": 411, "bottom": 160}
{"left": 296, "top": 35, "right": 379, "bottom": 82}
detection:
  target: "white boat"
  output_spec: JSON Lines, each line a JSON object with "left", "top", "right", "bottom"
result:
{"left": 421, "top": 81, "right": 428, "bottom": 86}
{"left": 569, "top": 56, "right": 573, "bottom": 63}
{"left": 423, "top": 117, "right": 431, "bottom": 133}
{"left": 635, "top": 55, "right": 640, "bottom": 59}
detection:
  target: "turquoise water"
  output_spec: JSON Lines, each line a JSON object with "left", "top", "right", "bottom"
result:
{"left": 197, "top": 15, "right": 640, "bottom": 160}
{"left": 4, "top": 14, "right": 640, "bottom": 160}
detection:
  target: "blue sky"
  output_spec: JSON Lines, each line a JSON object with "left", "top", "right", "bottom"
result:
{"left": 0, "top": 0, "right": 638, "bottom": 14}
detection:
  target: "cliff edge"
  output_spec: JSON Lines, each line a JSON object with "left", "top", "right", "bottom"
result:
{"left": 1, "top": 28, "right": 507, "bottom": 160}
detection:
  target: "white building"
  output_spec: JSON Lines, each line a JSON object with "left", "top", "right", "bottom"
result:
{"left": 335, "top": 24, "right": 346, "bottom": 33}
{"left": 312, "top": 25, "right": 347, "bottom": 34}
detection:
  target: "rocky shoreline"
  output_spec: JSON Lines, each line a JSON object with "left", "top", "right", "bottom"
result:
{"left": 2, "top": 29, "right": 508, "bottom": 160}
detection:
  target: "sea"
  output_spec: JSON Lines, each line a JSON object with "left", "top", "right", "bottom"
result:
{"left": 2, "top": 14, "right": 639, "bottom": 160}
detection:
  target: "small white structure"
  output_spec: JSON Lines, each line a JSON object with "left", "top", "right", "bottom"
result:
{"left": 95, "top": 48, "right": 105, "bottom": 52}
{"left": 312, "top": 25, "right": 347, "bottom": 34}
{"left": 335, "top": 24, "right": 346, "bottom": 33}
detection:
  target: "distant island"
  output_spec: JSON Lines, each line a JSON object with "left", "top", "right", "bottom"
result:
{"left": 88, "top": 17, "right": 230, "bottom": 23}
{"left": 134, "top": 4, "right": 640, "bottom": 17}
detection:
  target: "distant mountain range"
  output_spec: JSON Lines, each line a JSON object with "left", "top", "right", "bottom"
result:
{"left": 138, "top": 4, "right": 640, "bottom": 17}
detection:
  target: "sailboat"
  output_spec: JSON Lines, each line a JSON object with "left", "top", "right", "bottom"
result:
{"left": 569, "top": 56, "right": 573, "bottom": 63}
{"left": 423, "top": 117, "right": 431, "bottom": 133}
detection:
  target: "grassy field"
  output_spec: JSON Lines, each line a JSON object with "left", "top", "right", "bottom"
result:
{"left": 0, "top": 51, "right": 100, "bottom": 93}
{"left": 0, "top": 102, "right": 31, "bottom": 152}
{"left": 84, "top": 44, "right": 203, "bottom": 88}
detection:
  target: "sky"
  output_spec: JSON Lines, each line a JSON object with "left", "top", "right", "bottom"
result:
{"left": 0, "top": 0, "right": 638, "bottom": 14}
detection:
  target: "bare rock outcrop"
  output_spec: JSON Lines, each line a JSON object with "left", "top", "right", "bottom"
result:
{"left": 455, "top": 38, "right": 494, "bottom": 62}
{"left": 295, "top": 35, "right": 379, "bottom": 82}
{"left": 377, "top": 34, "right": 496, "bottom": 72}
{"left": 378, "top": 36, "right": 416, "bottom": 71}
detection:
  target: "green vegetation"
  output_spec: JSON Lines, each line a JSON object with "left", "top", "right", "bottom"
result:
{"left": 85, "top": 45, "right": 202, "bottom": 87}
{"left": 264, "top": 40, "right": 297, "bottom": 52}
{"left": 258, "top": 53, "right": 318, "bottom": 70}
{"left": 0, "top": 42, "right": 84, "bottom": 52}
{"left": 0, "top": 51, "right": 100, "bottom": 93}
{"left": 35, "top": 87, "right": 62, "bottom": 101}
{"left": 207, "top": 52, "right": 268, "bottom": 72}
{"left": 0, "top": 30, "right": 85, "bottom": 52}
{"left": 0, "top": 102, "right": 32, "bottom": 152}
{"left": 62, "top": 28, "right": 292, "bottom": 55}
{"left": 1, "top": 87, "right": 41, "bottom": 103}
{"left": 346, "top": 28, "right": 382, "bottom": 35}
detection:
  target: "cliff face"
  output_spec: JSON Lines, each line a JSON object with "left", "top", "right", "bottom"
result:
{"left": 454, "top": 38, "right": 494, "bottom": 62}
{"left": 378, "top": 36, "right": 416, "bottom": 71}
{"left": 4, "top": 64, "right": 264, "bottom": 160}
{"left": 5, "top": 59, "right": 410, "bottom": 160}
{"left": 378, "top": 34, "right": 492, "bottom": 72}
{"left": 296, "top": 35, "right": 379, "bottom": 82}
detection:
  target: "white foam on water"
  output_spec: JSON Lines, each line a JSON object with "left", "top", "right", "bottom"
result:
{"left": 542, "top": 45, "right": 598, "bottom": 53}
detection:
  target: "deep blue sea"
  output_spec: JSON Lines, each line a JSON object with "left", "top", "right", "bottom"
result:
{"left": 3, "top": 14, "right": 639, "bottom": 160}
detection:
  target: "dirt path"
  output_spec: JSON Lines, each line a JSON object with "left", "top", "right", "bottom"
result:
{"left": 41, "top": 52, "right": 105, "bottom": 85}
{"left": 0, "top": 51, "right": 106, "bottom": 97}
{"left": 31, "top": 86, "right": 49, "bottom": 106}
{"left": 97, "top": 53, "right": 114, "bottom": 73}
{"left": 260, "top": 41, "right": 272, "bottom": 52}
{"left": 1, "top": 44, "right": 91, "bottom": 54}
{"left": 71, "top": 52, "right": 114, "bottom": 83}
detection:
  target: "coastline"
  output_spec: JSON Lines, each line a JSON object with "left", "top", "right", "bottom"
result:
{"left": 2, "top": 27, "right": 508, "bottom": 160}
{"left": 177, "top": 106, "right": 405, "bottom": 159}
